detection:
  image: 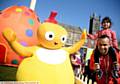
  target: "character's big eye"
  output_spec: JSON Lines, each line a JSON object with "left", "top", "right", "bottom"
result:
{"left": 45, "top": 31, "right": 55, "bottom": 41}
{"left": 61, "top": 35, "right": 67, "bottom": 43}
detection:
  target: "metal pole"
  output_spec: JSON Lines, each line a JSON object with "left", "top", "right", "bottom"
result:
{"left": 30, "top": 0, "right": 37, "bottom": 10}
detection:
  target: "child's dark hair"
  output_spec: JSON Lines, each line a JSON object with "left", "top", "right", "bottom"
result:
{"left": 101, "top": 17, "right": 112, "bottom": 28}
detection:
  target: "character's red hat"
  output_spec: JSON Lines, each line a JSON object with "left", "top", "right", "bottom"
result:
{"left": 45, "top": 11, "right": 58, "bottom": 24}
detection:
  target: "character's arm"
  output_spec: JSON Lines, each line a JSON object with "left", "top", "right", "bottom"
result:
{"left": 2, "top": 28, "right": 34, "bottom": 57}
{"left": 64, "top": 29, "right": 87, "bottom": 54}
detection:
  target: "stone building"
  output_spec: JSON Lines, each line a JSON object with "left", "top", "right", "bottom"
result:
{"left": 59, "top": 13, "right": 100, "bottom": 48}
{"left": 59, "top": 23, "right": 83, "bottom": 46}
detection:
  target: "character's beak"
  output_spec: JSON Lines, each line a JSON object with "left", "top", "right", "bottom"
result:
{"left": 54, "top": 42, "right": 58, "bottom": 45}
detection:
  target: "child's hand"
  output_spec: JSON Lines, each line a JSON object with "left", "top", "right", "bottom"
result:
{"left": 81, "top": 29, "right": 87, "bottom": 40}
{"left": 2, "top": 28, "right": 17, "bottom": 43}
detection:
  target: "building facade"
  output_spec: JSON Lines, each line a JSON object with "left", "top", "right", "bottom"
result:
{"left": 59, "top": 23, "right": 83, "bottom": 46}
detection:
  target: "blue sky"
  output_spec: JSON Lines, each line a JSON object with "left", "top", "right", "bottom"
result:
{"left": 0, "top": 0, "right": 120, "bottom": 39}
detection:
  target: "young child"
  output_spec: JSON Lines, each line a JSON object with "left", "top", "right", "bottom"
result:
{"left": 87, "top": 17, "right": 119, "bottom": 78}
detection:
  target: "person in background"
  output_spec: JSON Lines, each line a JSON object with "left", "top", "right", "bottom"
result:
{"left": 70, "top": 51, "right": 81, "bottom": 77}
{"left": 88, "top": 17, "right": 119, "bottom": 79}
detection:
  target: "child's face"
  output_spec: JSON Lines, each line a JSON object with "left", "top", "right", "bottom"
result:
{"left": 102, "top": 21, "right": 111, "bottom": 29}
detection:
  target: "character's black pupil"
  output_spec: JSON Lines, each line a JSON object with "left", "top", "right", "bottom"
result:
{"left": 62, "top": 37, "right": 65, "bottom": 41}
{"left": 49, "top": 34, "right": 52, "bottom": 38}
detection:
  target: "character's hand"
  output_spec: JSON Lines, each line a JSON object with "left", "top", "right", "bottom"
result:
{"left": 2, "top": 28, "right": 17, "bottom": 43}
{"left": 80, "top": 29, "right": 87, "bottom": 40}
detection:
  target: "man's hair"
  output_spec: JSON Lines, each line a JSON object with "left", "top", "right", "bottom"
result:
{"left": 98, "top": 35, "right": 110, "bottom": 39}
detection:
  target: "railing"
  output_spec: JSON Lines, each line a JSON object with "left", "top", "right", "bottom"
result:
{"left": 74, "top": 65, "right": 97, "bottom": 84}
